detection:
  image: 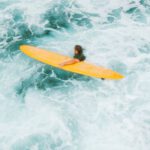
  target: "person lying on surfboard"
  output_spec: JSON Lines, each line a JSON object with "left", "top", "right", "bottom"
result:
{"left": 59, "top": 45, "right": 86, "bottom": 67}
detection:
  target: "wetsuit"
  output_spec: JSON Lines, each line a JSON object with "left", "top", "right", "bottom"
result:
{"left": 73, "top": 53, "right": 86, "bottom": 61}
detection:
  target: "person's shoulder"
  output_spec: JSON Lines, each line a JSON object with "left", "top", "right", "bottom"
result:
{"left": 80, "top": 54, "right": 86, "bottom": 61}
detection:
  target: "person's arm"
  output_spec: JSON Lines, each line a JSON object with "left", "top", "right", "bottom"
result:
{"left": 59, "top": 59, "right": 79, "bottom": 67}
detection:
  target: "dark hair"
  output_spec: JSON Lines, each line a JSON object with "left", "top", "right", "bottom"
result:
{"left": 74, "top": 45, "right": 84, "bottom": 54}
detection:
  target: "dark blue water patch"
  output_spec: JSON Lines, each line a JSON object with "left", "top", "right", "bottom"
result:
{"left": 126, "top": 7, "right": 137, "bottom": 14}
{"left": 107, "top": 8, "right": 122, "bottom": 23}
{"left": 37, "top": 63, "right": 91, "bottom": 81}
{"left": 16, "top": 77, "right": 34, "bottom": 98}
{"left": 0, "top": 34, "right": 49, "bottom": 60}
{"left": 140, "top": 0, "right": 145, "bottom": 5}
{"left": 15, "top": 66, "right": 60, "bottom": 96}
{"left": 16, "top": 23, "right": 33, "bottom": 39}
{"left": 0, "top": 39, "right": 29, "bottom": 60}
{"left": 139, "top": 43, "right": 150, "bottom": 54}
{"left": 125, "top": 7, "right": 147, "bottom": 23}
{"left": 36, "top": 65, "right": 91, "bottom": 86}
{"left": 0, "top": 10, "right": 45, "bottom": 52}
{"left": 15, "top": 65, "right": 67, "bottom": 95}
{"left": 11, "top": 9, "right": 24, "bottom": 22}
{"left": 15, "top": 64, "right": 91, "bottom": 100}
{"left": 140, "top": 0, "right": 150, "bottom": 7}
{"left": 70, "top": 13, "right": 93, "bottom": 28}
{"left": 11, "top": 133, "right": 65, "bottom": 150}
{"left": 43, "top": 1, "right": 92, "bottom": 33}
{"left": 44, "top": 6, "right": 70, "bottom": 31}
{"left": 2, "top": 9, "right": 34, "bottom": 40}
{"left": 9, "top": 8, "right": 49, "bottom": 38}
{"left": 36, "top": 75, "right": 65, "bottom": 90}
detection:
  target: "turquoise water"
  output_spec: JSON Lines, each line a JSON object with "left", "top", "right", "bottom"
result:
{"left": 0, "top": 0, "right": 150, "bottom": 149}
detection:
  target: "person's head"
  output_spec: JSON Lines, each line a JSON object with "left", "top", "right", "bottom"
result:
{"left": 74, "top": 45, "right": 83, "bottom": 55}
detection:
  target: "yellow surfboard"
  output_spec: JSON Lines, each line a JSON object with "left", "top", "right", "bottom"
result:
{"left": 20, "top": 45, "right": 124, "bottom": 80}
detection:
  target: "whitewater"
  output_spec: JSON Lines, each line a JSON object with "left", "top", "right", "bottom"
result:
{"left": 0, "top": 0, "right": 150, "bottom": 150}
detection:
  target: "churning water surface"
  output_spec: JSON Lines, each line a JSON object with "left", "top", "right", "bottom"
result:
{"left": 0, "top": 0, "right": 150, "bottom": 150}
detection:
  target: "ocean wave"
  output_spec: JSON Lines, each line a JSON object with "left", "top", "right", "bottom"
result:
{"left": 0, "top": 0, "right": 150, "bottom": 150}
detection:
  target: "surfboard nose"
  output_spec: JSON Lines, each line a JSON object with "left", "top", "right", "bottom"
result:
{"left": 20, "top": 45, "right": 29, "bottom": 51}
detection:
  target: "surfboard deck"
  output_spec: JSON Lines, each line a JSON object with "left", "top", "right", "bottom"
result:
{"left": 20, "top": 45, "right": 124, "bottom": 80}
